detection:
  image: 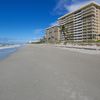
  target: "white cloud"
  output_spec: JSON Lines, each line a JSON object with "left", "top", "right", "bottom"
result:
{"left": 33, "top": 28, "right": 45, "bottom": 40}
{"left": 66, "top": 1, "right": 91, "bottom": 12}
{"left": 33, "top": 29, "right": 44, "bottom": 35}
{"left": 53, "top": 0, "right": 100, "bottom": 15}
{"left": 53, "top": 0, "right": 68, "bottom": 15}
{"left": 50, "top": 21, "right": 58, "bottom": 27}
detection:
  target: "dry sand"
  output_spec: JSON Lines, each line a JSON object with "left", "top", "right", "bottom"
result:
{"left": 0, "top": 44, "right": 100, "bottom": 100}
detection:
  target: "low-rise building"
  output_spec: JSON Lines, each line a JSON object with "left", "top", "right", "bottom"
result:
{"left": 45, "top": 26, "right": 61, "bottom": 43}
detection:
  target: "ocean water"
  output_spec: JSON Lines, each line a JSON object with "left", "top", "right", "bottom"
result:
{"left": 0, "top": 46, "right": 19, "bottom": 61}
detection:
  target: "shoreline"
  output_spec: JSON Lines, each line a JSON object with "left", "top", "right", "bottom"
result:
{"left": 0, "top": 44, "right": 21, "bottom": 50}
{"left": 0, "top": 45, "right": 22, "bottom": 61}
{"left": 0, "top": 44, "right": 100, "bottom": 62}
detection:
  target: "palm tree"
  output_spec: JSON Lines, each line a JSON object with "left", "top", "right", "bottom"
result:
{"left": 60, "top": 25, "right": 68, "bottom": 44}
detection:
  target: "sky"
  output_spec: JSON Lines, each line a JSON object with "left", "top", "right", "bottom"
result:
{"left": 0, "top": 0, "right": 100, "bottom": 43}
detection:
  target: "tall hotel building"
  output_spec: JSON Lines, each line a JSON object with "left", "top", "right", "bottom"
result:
{"left": 58, "top": 2, "right": 100, "bottom": 42}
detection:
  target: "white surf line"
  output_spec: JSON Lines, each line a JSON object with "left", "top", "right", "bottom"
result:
{"left": 0, "top": 45, "right": 21, "bottom": 50}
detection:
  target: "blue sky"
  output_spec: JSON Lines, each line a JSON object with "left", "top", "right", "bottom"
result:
{"left": 0, "top": 0, "right": 99, "bottom": 43}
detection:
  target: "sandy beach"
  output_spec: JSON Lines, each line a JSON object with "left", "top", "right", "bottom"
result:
{"left": 0, "top": 44, "right": 100, "bottom": 100}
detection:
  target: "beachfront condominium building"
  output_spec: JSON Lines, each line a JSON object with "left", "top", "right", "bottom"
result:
{"left": 58, "top": 2, "right": 100, "bottom": 42}
{"left": 45, "top": 26, "right": 61, "bottom": 43}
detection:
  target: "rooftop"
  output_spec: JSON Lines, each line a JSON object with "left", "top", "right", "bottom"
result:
{"left": 46, "top": 25, "right": 59, "bottom": 30}
{"left": 58, "top": 1, "right": 100, "bottom": 20}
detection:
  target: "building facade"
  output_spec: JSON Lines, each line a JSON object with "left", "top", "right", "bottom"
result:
{"left": 58, "top": 2, "right": 100, "bottom": 42}
{"left": 45, "top": 26, "right": 61, "bottom": 43}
